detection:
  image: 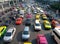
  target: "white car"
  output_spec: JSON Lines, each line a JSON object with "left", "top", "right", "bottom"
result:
{"left": 3, "top": 27, "right": 16, "bottom": 42}
{"left": 40, "top": 10, "right": 44, "bottom": 13}
{"left": 53, "top": 26, "right": 60, "bottom": 37}
{"left": 20, "top": 10, "right": 25, "bottom": 15}
{"left": 22, "top": 26, "right": 30, "bottom": 40}
{"left": 33, "top": 10, "right": 37, "bottom": 14}
{"left": 13, "top": 8, "right": 18, "bottom": 12}
{"left": 34, "top": 20, "right": 41, "bottom": 30}
{"left": 20, "top": 14, "right": 24, "bottom": 18}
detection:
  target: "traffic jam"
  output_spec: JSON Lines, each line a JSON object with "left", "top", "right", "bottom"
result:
{"left": 0, "top": 2, "right": 60, "bottom": 44}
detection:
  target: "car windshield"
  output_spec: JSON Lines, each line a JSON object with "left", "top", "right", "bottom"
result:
{"left": 26, "top": 19, "right": 30, "bottom": 21}
{"left": 46, "top": 23, "right": 50, "bottom": 25}
{"left": 5, "top": 32, "right": 11, "bottom": 36}
{"left": 20, "top": 14, "right": 23, "bottom": 15}
{"left": 36, "top": 23, "right": 40, "bottom": 26}
{"left": 23, "top": 31, "right": 29, "bottom": 35}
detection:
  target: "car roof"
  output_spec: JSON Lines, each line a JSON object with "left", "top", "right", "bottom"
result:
{"left": 44, "top": 20, "right": 49, "bottom": 23}
{"left": 35, "top": 20, "right": 40, "bottom": 23}
{"left": 7, "top": 27, "right": 14, "bottom": 32}
{"left": 24, "top": 26, "right": 29, "bottom": 31}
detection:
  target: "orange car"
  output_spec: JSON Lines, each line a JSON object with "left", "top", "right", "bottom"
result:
{"left": 51, "top": 20, "right": 59, "bottom": 28}
{"left": 16, "top": 18, "right": 23, "bottom": 25}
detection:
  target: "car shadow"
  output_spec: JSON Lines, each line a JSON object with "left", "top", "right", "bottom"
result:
{"left": 3, "top": 42, "right": 11, "bottom": 44}
{"left": 30, "top": 25, "right": 35, "bottom": 32}
{"left": 0, "top": 38, "right": 4, "bottom": 44}
{"left": 32, "top": 39, "right": 37, "bottom": 44}
{"left": 41, "top": 23, "right": 45, "bottom": 30}
{"left": 41, "top": 23, "right": 51, "bottom": 31}
{"left": 45, "top": 33, "right": 57, "bottom": 44}
{"left": 16, "top": 31, "right": 22, "bottom": 42}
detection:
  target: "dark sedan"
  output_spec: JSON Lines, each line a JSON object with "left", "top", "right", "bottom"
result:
{"left": 25, "top": 19, "right": 31, "bottom": 26}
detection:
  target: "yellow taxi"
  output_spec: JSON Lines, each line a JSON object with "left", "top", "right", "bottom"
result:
{"left": 35, "top": 13, "right": 40, "bottom": 19}
{"left": 24, "top": 42, "right": 32, "bottom": 44}
{"left": 0, "top": 26, "right": 7, "bottom": 37}
{"left": 43, "top": 20, "right": 51, "bottom": 29}
{"left": 42, "top": 14, "right": 48, "bottom": 20}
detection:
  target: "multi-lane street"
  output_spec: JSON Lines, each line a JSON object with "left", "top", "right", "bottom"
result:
{"left": 0, "top": 9, "right": 57, "bottom": 44}
{"left": 0, "top": 0, "right": 60, "bottom": 44}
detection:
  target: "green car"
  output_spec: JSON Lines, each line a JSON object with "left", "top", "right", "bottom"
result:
{"left": 0, "top": 26, "right": 7, "bottom": 37}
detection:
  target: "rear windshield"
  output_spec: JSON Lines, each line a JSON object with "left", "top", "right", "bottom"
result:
{"left": 23, "top": 31, "right": 29, "bottom": 35}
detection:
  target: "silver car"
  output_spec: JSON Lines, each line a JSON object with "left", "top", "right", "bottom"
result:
{"left": 3, "top": 27, "right": 16, "bottom": 42}
{"left": 22, "top": 26, "right": 30, "bottom": 40}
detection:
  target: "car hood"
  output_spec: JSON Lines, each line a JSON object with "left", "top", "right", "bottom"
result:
{"left": 26, "top": 15, "right": 32, "bottom": 18}
{"left": 26, "top": 21, "right": 30, "bottom": 23}
{"left": 3, "top": 36, "right": 12, "bottom": 41}
{"left": 45, "top": 25, "right": 51, "bottom": 28}
{"left": 22, "top": 34, "right": 30, "bottom": 38}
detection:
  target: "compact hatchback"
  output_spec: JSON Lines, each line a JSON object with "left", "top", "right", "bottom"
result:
{"left": 22, "top": 26, "right": 30, "bottom": 40}
{"left": 37, "top": 34, "right": 48, "bottom": 44}
{"left": 25, "top": 19, "right": 31, "bottom": 26}
{"left": 34, "top": 20, "right": 41, "bottom": 31}
{"left": 3, "top": 27, "right": 16, "bottom": 42}
{"left": 15, "top": 18, "right": 23, "bottom": 25}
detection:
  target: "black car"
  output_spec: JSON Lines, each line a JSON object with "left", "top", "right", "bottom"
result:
{"left": 48, "top": 16, "right": 54, "bottom": 21}
{"left": 0, "top": 18, "right": 2, "bottom": 22}
{"left": 25, "top": 19, "right": 31, "bottom": 26}
{"left": 9, "top": 16, "right": 16, "bottom": 21}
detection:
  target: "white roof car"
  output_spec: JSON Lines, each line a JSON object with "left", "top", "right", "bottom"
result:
{"left": 33, "top": 10, "right": 37, "bottom": 14}
{"left": 20, "top": 14, "right": 24, "bottom": 18}
{"left": 3, "top": 27, "right": 16, "bottom": 42}
{"left": 35, "top": 20, "right": 39, "bottom": 23}
{"left": 20, "top": 10, "right": 25, "bottom": 15}
{"left": 54, "top": 26, "right": 60, "bottom": 37}
{"left": 22, "top": 26, "right": 30, "bottom": 40}
{"left": 14, "top": 8, "right": 18, "bottom": 12}
{"left": 40, "top": 10, "right": 44, "bottom": 13}
{"left": 34, "top": 20, "right": 41, "bottom": 30}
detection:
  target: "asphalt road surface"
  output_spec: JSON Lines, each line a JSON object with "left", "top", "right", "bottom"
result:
{"left": 0, "top": 1, "right": 59, "bottom": 44}
{"left": 0, "top": 12, "right": 57, "bottom": 44}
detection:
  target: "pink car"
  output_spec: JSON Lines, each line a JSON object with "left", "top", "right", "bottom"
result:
{"left": 37, "top": 34, "right": 48, "bottom": 44}
{"left": 26, "top": 13, "right": 32, "bottom": 18}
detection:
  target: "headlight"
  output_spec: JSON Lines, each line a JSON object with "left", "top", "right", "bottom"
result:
{"left": 0, "top": 34, "right": 1, "bottom": 37}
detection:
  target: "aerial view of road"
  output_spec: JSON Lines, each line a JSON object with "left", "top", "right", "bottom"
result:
{"left": 0, "top": 0, "right": 60, "bottom": 44}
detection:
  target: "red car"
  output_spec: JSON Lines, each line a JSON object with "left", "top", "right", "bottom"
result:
{"left": 37, "top": 34, "right": 48, "bottom": 44}
{"left": 26, "top": 13, "right": 32, "bottom": 19}
{"left": 16, "top": 18, "right": 23, "bottom": 25}
{"left": 51, "top": 20, "right": 59, "bottom": 28}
